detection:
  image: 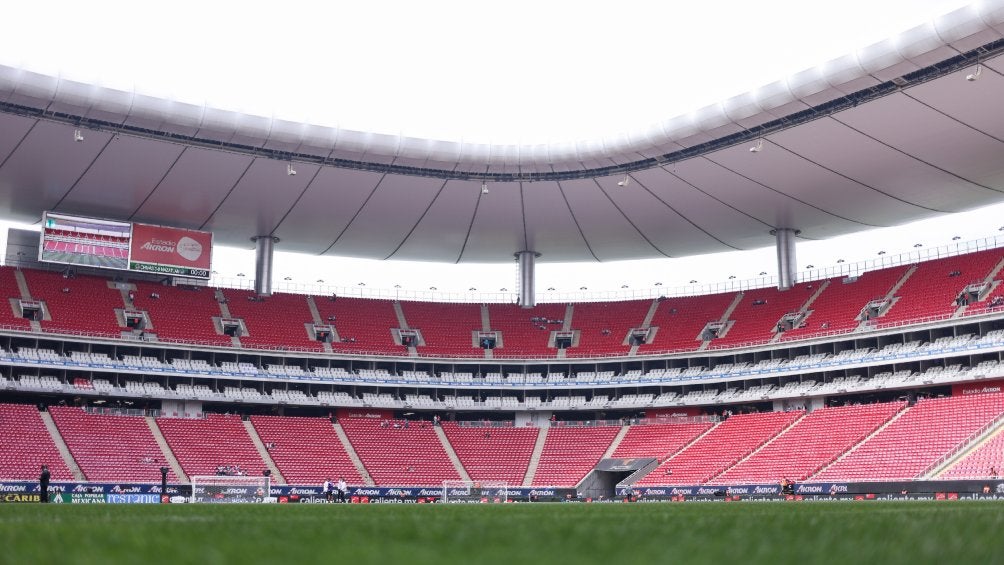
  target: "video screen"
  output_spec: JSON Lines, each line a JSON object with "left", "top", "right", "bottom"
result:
{"left": 39, "top": 212, "right": 132, "bottom": 270}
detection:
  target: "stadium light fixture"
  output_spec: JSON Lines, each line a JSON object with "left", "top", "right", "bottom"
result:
{"left": 913, "top": 243, "right": 922, "bottom": 248}
{"left": 689, "top": 279, "right": 698, "bottom": 284}
{"left": 749, "top": 138, "right": 763, "bottom": 153}
{"left": 579, "top": 286, "right": 588, "bottom": 290}
{"left": 357, "top": 282, "right": 366, "bottom": 286}
{"left": 287, "top": 163, "right": 297, "bottom": 176}
{"left": 806, "top": 265, "right": 814, "bottom": 269}
{"left": 728, "top": 275, "right": 736, "bottom": 279}
{"left": 316, "top": 279, "right": 324, "bottom": 283}
{"left": 877, "top": 251, "right": 886, "bottom": 255}
{"left": 951, "top": 236, "right": 961, "bottom": 241}
{"left": 237, "top": 272, "right": 245, "bottom": 277}
{"left": 616, "top": 175, "right": 630, "bottom": 187}
{"left": 73, "top": 129, "right": 84, "bottom": 142}
{"left": 759, "top": 271, "right": 767, "bottom": 275}
{"left": 966, "top": 63, "right": 982, "bottom": 82}
{"left": 469, "top": 287, "right": 477, "bottom": 291}
{"left": 429, "top": 286, "right": 437, "bottom": 290}
{"left": 547, "top": 287, "right": 555, "bottom": 291}
{"left": 836, "top": 259, "right": 845, "bottom": 263}
{"left": 283, "top": 276, "right": 292, "bottom": 281}
{"left": 654, "top": 282, "right": 663, "bottom": 286}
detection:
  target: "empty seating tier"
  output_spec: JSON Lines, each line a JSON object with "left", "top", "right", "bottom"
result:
{"left": 49, "top": 406, "right": 178, "bottom": 483}
{"left": 222, "top": 289, "right": 323, "bottom": 352}
{"left": 612, "top": 421, "right": 715, "bottom": 459}
{"left": 24, "top": 270, "right": 123, "bottom": 337}
{"left": 531, "top": 426, "right": 620, "bottom": 486}
{"left": 314, "top": 297, "right": 401, "bottom": 355}
{"left": 400, "top": 301, "right": 483, "bottom": 357}
{"left": 155, "top": 414, "right": 266, "bottom": 478}
{"left": 0, "top": 403, "right": 74, "bottom": 480}
{"left": 567, "top": 300, "right": 652, "bottom": 357}
{"left": 441, "top": 423, "right": 539, "bottom": 484}
{"left": 250, "top": 415, "right": 363, "bottom": 485}
{"left": 636, "top": 411, "right": 804, "bottom": 486}
{"left": 814, "top": 394, "right": 1004, "bottom": 482}
{"left": 712, "top": 402, "right": 905, "bottom": 484}
{"left": 131, "top": 281, "right": 231, "bottom": 346}
{"left": 487, "top": 303, "right": 567, "bottom": 358}
{"left": 339, "top": 418, "right": 461, "bottom": 485}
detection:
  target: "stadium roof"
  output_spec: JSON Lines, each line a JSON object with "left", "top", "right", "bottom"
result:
{"left": 0, "top": 2, "right": 1003, "bottom": 263}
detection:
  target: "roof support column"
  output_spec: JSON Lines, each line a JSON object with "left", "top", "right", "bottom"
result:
{"left": 772, "top": 228, "right": 800, "bottom": 291}
{"left": 516, "top": 251, "right": 541, "bottom": 309}
{"left": 251, "top": 235, "right": 279, "bottom": 297}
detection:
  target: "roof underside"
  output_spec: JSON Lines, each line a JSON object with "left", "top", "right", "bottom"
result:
{"left": 1, "top": 3, "right": 1004, "bottom": 263}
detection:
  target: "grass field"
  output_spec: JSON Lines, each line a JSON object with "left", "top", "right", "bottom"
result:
{"left": 2, "top": 501, "right": 1003, "bottom": 565}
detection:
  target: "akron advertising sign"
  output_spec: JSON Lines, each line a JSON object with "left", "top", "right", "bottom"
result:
{"left": 38, "top": 212, "right": 213, "bottom": 279}
{"left": 129, "top": 223, "right": 212, "bottom": 278}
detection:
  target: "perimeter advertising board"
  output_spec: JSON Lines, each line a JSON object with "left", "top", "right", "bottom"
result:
{"left": 129, "top": 223, "right": 212, "bottom": 278}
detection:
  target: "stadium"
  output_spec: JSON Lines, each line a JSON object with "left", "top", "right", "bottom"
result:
{"left": 3, "top": 1, "right": 1004, "bottom": 563}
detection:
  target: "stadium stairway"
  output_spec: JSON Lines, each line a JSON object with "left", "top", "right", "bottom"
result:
{"left": 214, "top": 289, "right": 242, "bottom": 347}
{"left": 243, "top": 419, "right": 286, "bottom": 484}
{"left": 699, "top": 292, "right": 744, "bottom": 351}
{"left": 331, "top": 421, "right": 376, "bottom": 486}
{"left": 146, "top": 416, "right": 188, "bottom": 483}
{"left": 602, "top": 426, "right": 630, "bottom": 458}
{"left": 304, "top": 296, "right": 334, "bottom": 353}
{"left": 433, "top": 425, "right": 472, "bottom": 482}
{"left": 40, "top": 410, "right": 85, "bottom": 481}
{"left": 628, "top": 300, "right": 661, "bottom": 356}
{"left": 770, "top": 281, "right": 831, "bottom": 343}
{"left": 521, "top": 427, "right": 549, "bottom": 486}
{"left": 929, "top": 413, "right": 1004, "bottom": 479}
{"left": 392, "top": 301, "right": 417, "bottom": 357}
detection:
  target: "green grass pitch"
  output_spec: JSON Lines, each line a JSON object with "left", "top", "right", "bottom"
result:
{"left": 2, "top": 501, "right": 1003, "bottom": 564}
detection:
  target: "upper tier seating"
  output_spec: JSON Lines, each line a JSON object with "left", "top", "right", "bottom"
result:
{"left": 814, "top": 393, "right": 1004, "bottom": 481}
{"left": 222, "top": 289, "right": 323, "bottom": 352}
{"left": 249, "top": 415, "right": 362, "bottom": 484}
{"left": 4, "top": 246, "right": 1003, "bottom": 359}
{"left": 712, "top": 402, "right": 905, "bottom": 484}
{"left": 880, "top": 249, "right": 1004, "bottom": 326}
{"left": 780, "top": 267, "right": 909, "bottom": 339}
{"left": 313, "top": 297, "right": 401, "bottom": 355}
{"left": 566, "top": 300, "right": 652, "bottom": 358}
{"left": 531, "top": 426, "right": 620, "bottom": 486}
{"left": 49, "top": 406, "right": 178, "bottom": 483}
{"left": 399, "top": 301, "right": 483, "bottom": 357}
{"left": 131, "top": 281, "right": 231, "bottom": 346}
{"left": 612, "top": 421, "right": 715, "bottom": 459}
{"left": 23, "top": 270, "right": 123, "bottom": 337}
{"left": 0, "top": 403, "right": 74, "bottom": 480}
{"left": 487, "top": 303, "right": 567, "bottom": 358}
{"left": 339, "top": 417, "right": 461, "bottom": 485}
{"left": 635, "top": 411, "right": 804, "bottom": 486}
{"left": 712, "top": 285, "right": 813, "bottom": 348}
{"left": 645, "top": 292, "right": 736, "bottom": 353}
{"left": 441, "top": 423, "right": 539, "bottom": 484}
{"left": 155, "top": 414, "right": 266, "bottom": 478}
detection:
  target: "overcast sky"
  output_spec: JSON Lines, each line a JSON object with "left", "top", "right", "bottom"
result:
{"left": 1, "top": 0, "right": 999, "bottom": 299}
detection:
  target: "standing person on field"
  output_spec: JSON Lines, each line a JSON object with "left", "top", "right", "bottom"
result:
{"left": 323, "top": 478, "right": 334, "bottom": 502}
{"left": 337, "top": 477, "right": 347, "bottom": 503}
{"left": 39, "top": 465, "right": 50, "bottom": 503}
